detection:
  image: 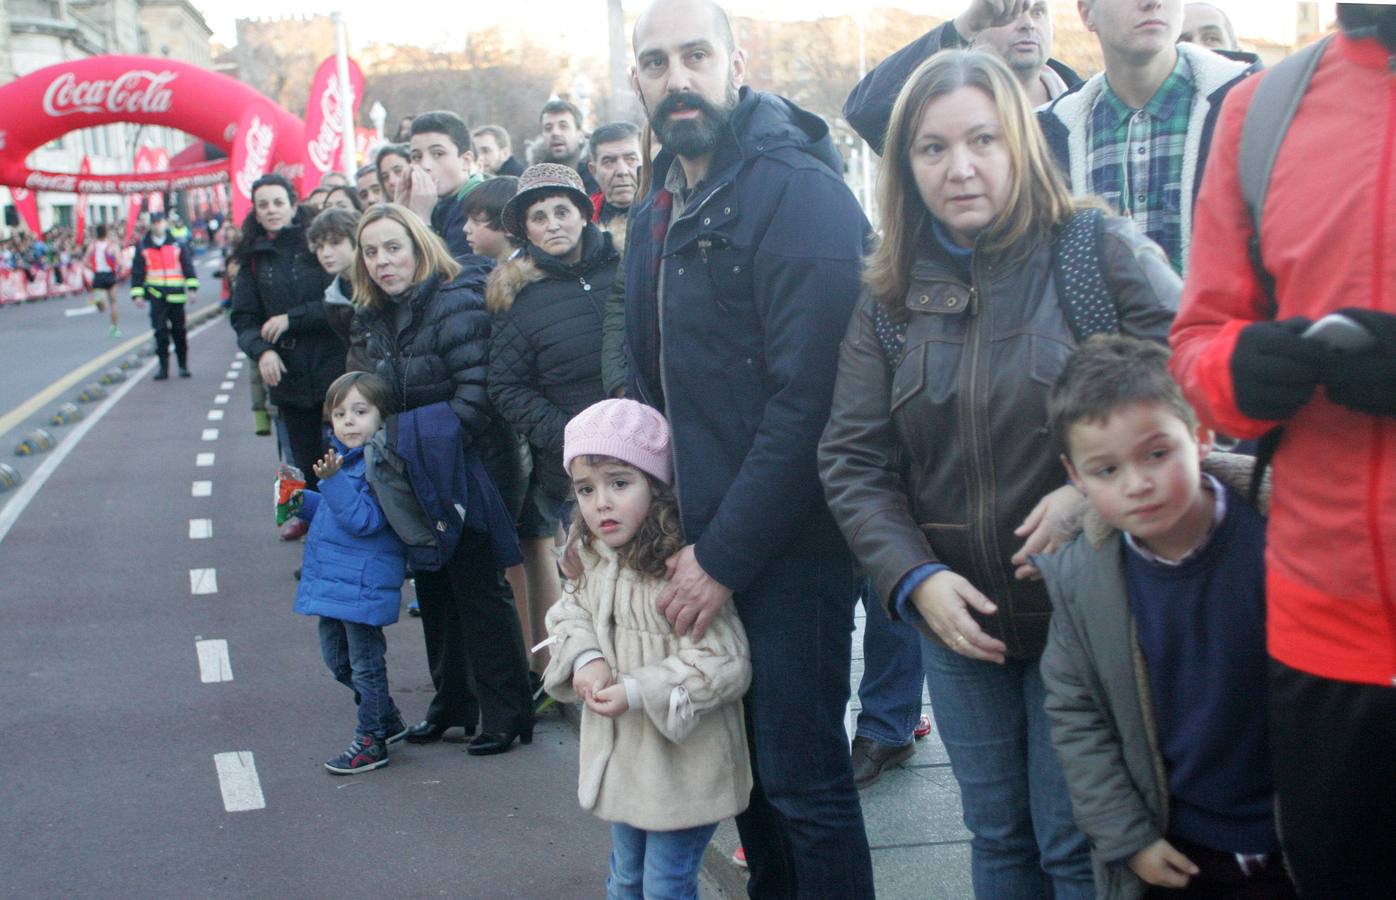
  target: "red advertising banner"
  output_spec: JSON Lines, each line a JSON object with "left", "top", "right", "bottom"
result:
{"left": 75, "top": 155, "right": 91, "bottom": 243}
{"left": 0, "top": 56, "right": 305, "bottom": 195}
{"left": 230, "top": 100, "right": 280, "bottom": 224}
{"left": 10, "top": 187, "right": 41, "bottom": 234}
{"left": 301, "top": 56, "right": 364, "bottom": 193}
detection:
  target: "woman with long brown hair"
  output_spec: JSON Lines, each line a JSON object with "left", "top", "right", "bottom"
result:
{"left": 348, "top": 203, "right": 533, "bottom": 755}
{"left": 819, "top": 50, "right": 1178, "bottom": 898}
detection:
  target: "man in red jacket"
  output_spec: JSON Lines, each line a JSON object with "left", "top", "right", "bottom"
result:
{"left": 1169, "top": 6, "right": 1396, "bottom": 896}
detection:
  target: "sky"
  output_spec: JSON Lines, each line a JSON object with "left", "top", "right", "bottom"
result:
{"left": 194, "top": 1, "right": 1328, "bottom": 52}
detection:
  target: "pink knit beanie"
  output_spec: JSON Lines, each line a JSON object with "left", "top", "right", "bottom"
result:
{"left": 563, "top": 399, "right": 673, "bottom": 486}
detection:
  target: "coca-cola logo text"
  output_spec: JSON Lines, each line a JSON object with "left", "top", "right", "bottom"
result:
{"left": 43, "top": 70, "right": 178, "bottom": 117}
{"left": 306, "top": 74, "right": 350, "bottom": 173}
{"left": 235, "top": 115, "right": 276, "bottom": 198}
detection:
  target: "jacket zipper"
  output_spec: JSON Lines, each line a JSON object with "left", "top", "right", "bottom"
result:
{"left": 960, "top": 259, "right": 1013, "bottom": 647}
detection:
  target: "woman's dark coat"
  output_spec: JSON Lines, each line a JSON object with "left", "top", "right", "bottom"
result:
{"left": 230, "top": 224, "right": 341, "bottom": 408}
{"left": 486, "top": 225, "right": 618, "bottom": 502}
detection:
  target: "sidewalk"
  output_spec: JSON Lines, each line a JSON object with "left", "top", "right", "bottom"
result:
{"left": 700, "top": 603, "right": 973, "bottom": 899}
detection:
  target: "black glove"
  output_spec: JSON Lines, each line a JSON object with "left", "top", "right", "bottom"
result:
{"left": 1321, "top": 308, "right": 1396, "bottom": 417}
{"left": 1230, "top": 318, "right": 1324, "bottom": 421}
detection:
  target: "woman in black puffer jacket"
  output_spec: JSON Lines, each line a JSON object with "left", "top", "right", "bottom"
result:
{"left": 487, "top": 165, "right": 619, "bottom": 509}
{"left": 230, "top": 174, "right": 340, "bottom": 490}
{"left": 348, "top": 202, "right": 532, "bottom": 755}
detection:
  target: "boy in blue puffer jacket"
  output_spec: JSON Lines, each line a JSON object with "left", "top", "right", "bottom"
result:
{"left": 294, "top": 371, "right": 409, "bottom": 774}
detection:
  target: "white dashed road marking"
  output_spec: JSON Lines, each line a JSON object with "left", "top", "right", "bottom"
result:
{"left": 196, "top": 452, "right": 215, "bottom": 467}
{"left": 189, "top": 518, "right": 212, "bottom": 540}
{"left": 220, "top": 381, "right": 234, "bottom": 390}
{"left": 214, "top": 394, "right": 229, "bottom": 404}
{"left": 189, "top": 568, "right": 218, "bottom": 594}
{"left": 224, "top": 371, "right": 237, "bottom": 380}
{"left": 207, "top": 410, "right": 224, "bottom": 421}
{"left": 196, "top": 639, "right": 234, "bottom": 683}
{"left": 201, "top": 429, "right": 219, "bottom": 441}
{"left": 191, "top": 481, "right": 212, "bottom": 497}
{"left": 213, "top": 752, "right": 265, "bottom": 812}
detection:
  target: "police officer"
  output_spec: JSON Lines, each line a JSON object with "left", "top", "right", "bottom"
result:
{"left": 131, "top": 211, "right": 199, "bottom": 380}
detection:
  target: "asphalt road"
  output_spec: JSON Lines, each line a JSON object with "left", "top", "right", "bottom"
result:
{"left": 1, "top": 320, "right": 615, "bottom": 897}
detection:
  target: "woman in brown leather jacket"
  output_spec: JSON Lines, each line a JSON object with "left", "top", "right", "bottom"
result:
{"left": 818, "top": 51, "right": 1178, "bottom": 899}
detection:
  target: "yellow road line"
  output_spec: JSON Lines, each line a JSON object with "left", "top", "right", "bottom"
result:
{"left": 0, "top": 304, "right": 223, "bottom": 439}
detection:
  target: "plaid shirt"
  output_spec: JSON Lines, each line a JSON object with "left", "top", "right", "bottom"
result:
{"left": 1086, "top": 53, "right": 1194, "bottom": 273}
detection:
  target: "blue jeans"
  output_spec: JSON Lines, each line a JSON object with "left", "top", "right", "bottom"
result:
{"left": 920, "top": 636, "right": 1094, "bottom": 900}
{"left": 606, "top": 821, "right": 717, "bottom": 900}
{"left": 856, "top": 578, "right": 924, "bottom": 746}
{"left": 732, "top": 543, "right": 875, "bottom": 898}
{"left": 318, "top": 617, "right": 400, "bottom": 738}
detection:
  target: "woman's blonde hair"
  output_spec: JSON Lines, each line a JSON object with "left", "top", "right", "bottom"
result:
{"left": 864, "top": 50, "right": 1080, "bottom": 313}
{"left": 564, "top": 455, "right": 685, "bottom": 581}
{"left": 351, "top": 202, "right": 462, "bottom": 309}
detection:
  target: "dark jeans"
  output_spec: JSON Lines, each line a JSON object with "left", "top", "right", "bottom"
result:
{"left": 1269, "top": 658, "right": 1396, "bottom": 899}
{"left": 856, "top": 578, "right": 924, "bottom": 746}
{"left": 921, "top": 637, "right": 1093, "bottom": 899}
{"left": 280, "top": 405, "right": 327, "bottom": 491}
{"left": 148, "top": 295, "right": 187, "bottom": 366}
{"left": 317, "top": 617, "right": 401, "bottom": 738}
{"left": 1143, "top": 836, "right": 1295, "bottom": 899}
{"left": 732, "top": 547, "right": 875, "bottom": 898}
{"left": 412, "top": 526, "right": 532, "bottom": 734}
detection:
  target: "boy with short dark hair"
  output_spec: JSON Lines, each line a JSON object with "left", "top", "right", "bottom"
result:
{"left": 460, "top": 176, "right": 519, "bottom": 263}
{"left": 1037, "top": 336, "right": 1294, "bottom": 899}
{"left": 306, "top": 207, "right": 360, "bottom": 347}
{"left": 407, "top": 110, "right": 486, "bottom": 260}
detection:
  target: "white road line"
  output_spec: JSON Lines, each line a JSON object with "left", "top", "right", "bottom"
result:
{"left": 230, "top": 360, "right": 244, "bottom": 370}
{"left": 219, "top": 381, "right": 234, "bottom": 390}
{"left": 190, "top": 568, "right": 218, "bottom": 594}
{"left": 0, "top": 317, "right": 225, "bottom": 547}
{"left": 213, "top": 752, "right": 265, "bottom": 812}
{"left": 189, "top": 518, "right": 212, "bottom": 540}
{"left": 64, "top": 306, "right": 99, "bottom": 318}
{"left": 214, "top": 394, "right": 230, "bottom": 404}
{"left": 207, "top": 409, "right": 225, "bottom": 421}
{"left": 196, "top": 639, "right": 234, "bottom": 683}
{"left": 191, "top": 481, "right": 212, "bottom": 497}
{"left": 201, "top": 428, "right": 219, "bottom": 441}
{"left": 224, "top": 371, "right": 237, "bottom": 380}
{"left": 196, "top": 452, "right": 215, "bottom": 467}
{"left": 236, "top": 352, "right": 247, "bottom": 359}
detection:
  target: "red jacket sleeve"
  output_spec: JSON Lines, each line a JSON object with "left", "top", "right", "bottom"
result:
{"left": 1168, "top": 73, "right": 1277, "bottom": 440}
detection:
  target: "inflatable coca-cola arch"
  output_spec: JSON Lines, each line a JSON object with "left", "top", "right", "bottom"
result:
{"left": 0, "top": 56, "right": 310, "bottom": 221}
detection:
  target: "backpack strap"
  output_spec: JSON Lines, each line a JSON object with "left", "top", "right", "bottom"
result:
{"left": 1052, "top": 207, "right": 1118, "bottom": 343}
{"left": 871, "top": 299, "right": 909, "bottom": 372}
{"left": 1237, "top": 34, "right": 1331, "bottom": 314}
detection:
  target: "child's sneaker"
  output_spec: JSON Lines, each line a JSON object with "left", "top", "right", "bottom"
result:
{"left": 383, "top": 712, "right": 409, "bottom": 745}
{"left": 914, "top": 713, "right": 932, "bottom": 739}
{"left": 324, "top": 733, "right": 388, "bottom": 775}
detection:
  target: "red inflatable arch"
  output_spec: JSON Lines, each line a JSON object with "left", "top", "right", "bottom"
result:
{"left": 0, "top": 55, "right": 305, "bottom": 196}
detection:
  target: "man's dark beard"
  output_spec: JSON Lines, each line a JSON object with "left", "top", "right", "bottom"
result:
{"left": 648, "top": 87, "right": 737, "bottom": 159}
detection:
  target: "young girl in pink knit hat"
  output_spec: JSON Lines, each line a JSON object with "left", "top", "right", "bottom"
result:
{"left": 541, "top": 398, "right": 752, "bottom": 898}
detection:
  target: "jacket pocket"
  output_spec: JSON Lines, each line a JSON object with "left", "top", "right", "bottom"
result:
{"left": 1029, "top": 333, "right": 1075, "bottom": 387}
{"left": 702, "top": 238, "right": 753, "bottom": 314}
{"left": 890, "top": 342, "right": 926, "bottom": 415}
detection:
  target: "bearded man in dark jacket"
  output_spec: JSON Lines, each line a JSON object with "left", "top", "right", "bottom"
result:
{"left": 624, "top": 1, "right": 874, "bottom": 895}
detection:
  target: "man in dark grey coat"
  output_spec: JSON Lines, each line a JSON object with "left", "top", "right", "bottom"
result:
{"left": 625, "top": 1, "right": 874, "bottom": 895}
